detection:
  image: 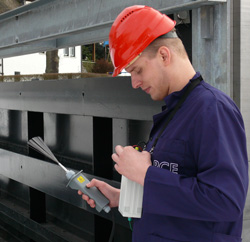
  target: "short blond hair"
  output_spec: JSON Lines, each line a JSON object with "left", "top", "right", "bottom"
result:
{"left": 144, "top": 29, "right": 188, "bottom": 59}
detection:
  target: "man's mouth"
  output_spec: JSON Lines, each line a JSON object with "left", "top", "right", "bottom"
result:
{"left": 143, "top": 87, "right": 151, "bottom": 94}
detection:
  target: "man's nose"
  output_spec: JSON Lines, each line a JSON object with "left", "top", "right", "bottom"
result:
{"left": 131, "top": 75, "right": 142, "bottom": 89}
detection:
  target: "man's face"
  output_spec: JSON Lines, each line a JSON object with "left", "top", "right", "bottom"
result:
{"left": 125, "top": 52, "right": 170, "bottom": 101}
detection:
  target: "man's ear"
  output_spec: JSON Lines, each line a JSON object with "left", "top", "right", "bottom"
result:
{"left": 158, "top": 46, "right": 171, "bottom": 66}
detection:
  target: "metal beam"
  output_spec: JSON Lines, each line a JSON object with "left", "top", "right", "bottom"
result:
{"left": 0, "top": 77, "right": 162, "bottom": 121}
{"left": 0, "top": 0, "right": 226, "bottom": 58}
{"left": 0, "top": 148, "right": 126, "bottom": 227}
{"left": 0, "top": 204, "right": 69, "bottom": 242}
{"left": 0, "top": 40, "right": 57, "bottom": 58}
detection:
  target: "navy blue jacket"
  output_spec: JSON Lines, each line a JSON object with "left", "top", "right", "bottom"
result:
{"left": 133, "top": 74, "right": 249, "bottom": 242}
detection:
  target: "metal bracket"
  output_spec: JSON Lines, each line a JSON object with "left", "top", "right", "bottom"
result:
{"left": 174, "top": 11, "right": 191, "bottom": 25}
{"left": 159, "top": 0, "right": 227, "bottom": 14}
{"left": 201, "top": 6, "right": 214, "bottom": 39}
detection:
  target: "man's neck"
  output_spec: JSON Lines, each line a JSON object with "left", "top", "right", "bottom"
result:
{"left": 168, "top": 60, "right": 196, "bottom": 94}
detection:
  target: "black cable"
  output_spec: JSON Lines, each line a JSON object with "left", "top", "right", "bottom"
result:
{"left": 108, "top": 210, "right": 115, "bottom": 242}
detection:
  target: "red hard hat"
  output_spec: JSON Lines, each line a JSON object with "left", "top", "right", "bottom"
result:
{"left": 109, "top": 5, "right": 176, "bottom": 77}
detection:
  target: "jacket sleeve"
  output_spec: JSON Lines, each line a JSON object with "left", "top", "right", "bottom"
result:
{"left": 143, "top": 101, "right": 249, "bottom": 222}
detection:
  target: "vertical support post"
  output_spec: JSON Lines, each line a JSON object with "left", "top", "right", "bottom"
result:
{"left": 27, "top": 112, "right": 46, "bottom": 225}
{"left": 93, "top": 43, "right": 96, "bottom": 63}
{"left": 232, "top": 0, "right": 241, "bottom": 107}
{"left": 8, "top": 110, "right": 21, "bottom": 144}
{"left": 0, "top": 59, "right": 3, "bottom": 76}
{"left": 93, "top": 117, "right": 113, "bottom": 242}
{"left": 192, "top": 3, "right": 229, "bottom": 94}
{"left": 201, "top": 6, "right": 214, "bottom": 39}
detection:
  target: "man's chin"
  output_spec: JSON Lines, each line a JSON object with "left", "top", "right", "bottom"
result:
{"left": 150, "top": 95, "right": 163, "bottom": 101}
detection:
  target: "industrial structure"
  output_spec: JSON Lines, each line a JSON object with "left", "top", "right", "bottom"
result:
{"left": 0, "top": 0, "right": 249, "bottom": 241}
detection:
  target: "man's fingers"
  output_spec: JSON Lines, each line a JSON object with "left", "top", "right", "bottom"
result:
{"left": 80, "top": 194, "right": 96, "bottom": 208}
{"left": 87, "top": 179, "right": 99, "bottom": 188}
{"left": 112, "top": 145, "right": 125, "bottom": 163}
{"left": 87, "top": 199, "right": 96, "bottom": 208}
{"left": 81, "top": 194, "right": 90, "bottom": 201}
{"left": 114, "top": 163, "right": 119, "bottom": 173}
{"left": 115, "top": 145, "right": 124, "bottom": 155}
{"left": 111, "top": 153, "right": 119, "bottom": 163}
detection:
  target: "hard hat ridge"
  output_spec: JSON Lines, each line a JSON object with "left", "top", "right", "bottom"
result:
{"left": 119, "top": 9, "right": 135, "bottom": 23}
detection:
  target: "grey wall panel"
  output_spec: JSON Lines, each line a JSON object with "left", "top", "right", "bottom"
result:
{"left": 192, "top": 3, "right": 230, "bottom": 95}
{"left": 0, "top": 110, "right": 28, "bottom": 144}
{"left": 44, "top": 113, "right": 94, "bottom": 171}
{"left": 0, "top": 77, "right": 163, "bottom": 121}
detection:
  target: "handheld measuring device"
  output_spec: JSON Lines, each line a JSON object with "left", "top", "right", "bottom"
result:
{"left": 28, "top": 137, "right": 110, "bottom": 213}
{"left": 66, "top": 170, "right": 110, "bottom": 213}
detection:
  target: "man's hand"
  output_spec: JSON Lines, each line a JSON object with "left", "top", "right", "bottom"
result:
{"left": 78, "top": 179, "right": 120, "bottom": 209}
{"left": 112, "top": 145, "right": 151, "bottom": 186}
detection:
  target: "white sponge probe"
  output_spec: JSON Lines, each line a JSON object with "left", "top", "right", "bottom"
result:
{"left": 118, "top": 175, "right": 143, "bottom": 218}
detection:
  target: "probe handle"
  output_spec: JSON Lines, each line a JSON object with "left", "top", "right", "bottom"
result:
{"left": 66, "top": 170, "right": 111, "bottom": 213}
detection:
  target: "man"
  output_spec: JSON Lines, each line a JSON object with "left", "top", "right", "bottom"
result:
{"left": 79, "top": 5, "right": 249, "bottom": 242}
